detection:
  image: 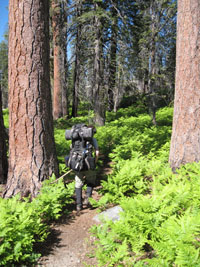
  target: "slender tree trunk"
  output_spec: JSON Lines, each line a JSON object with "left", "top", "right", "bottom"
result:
{"left": 148, "top": 46, "right": 157, "bottom": 126}
{"left": 0, "top": 85, "right": 8, "bottom": 183}
{"left": 72, "top": 0, "right": 82, "bottom": 118}
{"left": 61, "top": 1, "right": 68, "bottom": 117}
{"left": 169, "top": 0, "right": 200, "bottom": 169}
{"left": 71, "top": 29, "right": 80, "bottom": 117}
{"left": 52, "top": 0, "right": 65, "bottom": 119}
{"left": 148, "top": 0, "right": 158, "bottom": 126}
{"left": 4, "top": 0, "right": 59, "bottom": 198}
{"left": 93, "top": 3, "right": 105, "bottom": 126}
{"left": 108, "top": 3, "right": 118, "bottom": 112}
{"left": 61, "top": 43, "right": 68, "bottom": 117}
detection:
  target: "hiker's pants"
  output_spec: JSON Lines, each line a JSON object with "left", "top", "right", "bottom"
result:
{"left": 75, "top": 170, "right": 96, "bottom": 189}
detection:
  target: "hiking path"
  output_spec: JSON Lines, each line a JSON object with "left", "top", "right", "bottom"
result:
{"left": 37, "top": 161, "right": 112, "bottom": 267}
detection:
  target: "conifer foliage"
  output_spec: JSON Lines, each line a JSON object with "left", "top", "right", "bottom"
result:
{"left": 65, "top": 0, "right": 176, "bottom": 122}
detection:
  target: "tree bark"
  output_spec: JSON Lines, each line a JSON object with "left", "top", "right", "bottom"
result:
{"left": 108, "top": 2, "right": 118, "bottom": 112}
{"left": 52, "top": 0, "right": 68, "bottom": 119}
{"left": 147, "top": 0, "right": 158, "bottom": 126}
{"left": 93, "top": 2, "right": 105, "bottom": 126}
{"left": 0, "top": 86, "right": 8, "bottom": 184}
{"left": 53, "top": 0, "right": 63, "bottom": 120}
{"left": 169, "top": 0, "right": 200, "bottom": 169}
{"left": 61, "top": 1, "right": 68, "bottom": 117}
{"left": 72, "top": 0, "right": 82, "bottom": 118}
{"left": 71, "top": 29, "right": 81, "bottom": 117}
{"left": 4, "top": 0, "right": 59, "bottom": 198}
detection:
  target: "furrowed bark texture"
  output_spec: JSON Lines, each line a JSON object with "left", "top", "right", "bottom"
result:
{"left": 52, "top": 0, "right": 68, "bottom": 119}
{"left": 72, "top": 27, "right": 80, "bottom": 118}
{"left": 169, "top": 0, "right": 200, "bottom": 169}
{"left": 72, "top": 0, "right": 82, "bottom": 118}
{"left": 5, "top": 0, "right": 59, "bottom": 198}
{"left": 93, "top": 2, "right": 105, "bottom": 126}
{"left": 52, "top": 0, "right": 63, "bottom": 119}
{"left": 108, "top": 4, "right": 117, "bottom": 112}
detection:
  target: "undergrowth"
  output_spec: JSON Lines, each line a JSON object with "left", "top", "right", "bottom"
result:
{"left": 2, "top": 105, "right": 199, "bottom": 266}
{"left": 91, "top": 163, "right": 200, "bottom": 266}
{"left": 87, "top": 106, "right": 200, "bottom": 266}
{"left": 0, "top": 177, "right": 74, "bottom": 266}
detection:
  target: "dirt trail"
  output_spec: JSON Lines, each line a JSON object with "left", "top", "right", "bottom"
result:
{"left": 0, "top": 158, "right": 112, "bottom": 266}
{"left": 37, "top": 160, "right": 113, "bottom": 267}
{"left": 37, "top": 189, "right": 101, "bottom": 267}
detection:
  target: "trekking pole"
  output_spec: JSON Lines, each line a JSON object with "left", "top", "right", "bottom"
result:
{"left": 50, "top": 169, "right": 73, "bottom": 184}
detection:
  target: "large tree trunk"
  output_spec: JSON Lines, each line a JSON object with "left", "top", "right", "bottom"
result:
{"left": 4, "top": 0, "right": 59, "bottom": 198}
{"left": 0, "top": 86, "right": 8, "bottom": 184}
{"left": 52, "top": 0, "right": 68, "bottom": 119}
{"left": 93, "top": 2, "right": 105, "bottom": 126}
{"left": 169, "top": 0, "right": 200, "bottom": 169}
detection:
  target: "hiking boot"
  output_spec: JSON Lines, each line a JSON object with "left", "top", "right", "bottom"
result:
{"left": 83, "top": 196, "right": 93, "bottom": 208}
{"left": 83, "top": 196, "right": 89, "bottom": 206}
{"left": 76, "top": 204, "right": 82, "bottom": 215}
{"left": 83, "top": 185, "right": 93, "bottom": 207}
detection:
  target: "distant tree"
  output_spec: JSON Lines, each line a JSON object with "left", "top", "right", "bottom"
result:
{"left": 0, "top": 81, "right": 8, "bottom": 183}
{"left": 133, "top": 0, "right": 176, "bottom": 123}
{"left": 108, "top": 1, "right": 118, "bottom": 112}
{"left": 93, "top": 1, "right": 105, "bottom": 126}
{"left": 169, "top": 0, "right": 200, "bottom": 169}
{"left": 65, "top": 0, "right": 176, "bottom": 116}
{"left": 52, "top": 0, "right": 68, "bottom": 119}
{"left": 4, "top": 0, "right": 59, "bottom": 198}
{"left": 0, "top": 34, "right": 8, "bottom": 108}
{"left": 61, "top": 1, "right": 69, "bottom": 117}
{"left": 72, "top": 0, "right": 82, "bottom": 117}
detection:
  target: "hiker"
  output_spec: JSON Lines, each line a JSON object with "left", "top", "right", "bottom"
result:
{"left": 65, "top": 124, "right": 99, "bottom": 213}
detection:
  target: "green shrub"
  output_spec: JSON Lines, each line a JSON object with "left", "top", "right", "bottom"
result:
{"left": 2, "top": 109, "right": 9, "bottom": 128}
{"left": 0, "top": 195, "right": 44, "bottom": 265}
{"left": 1, "top": 105, "right": 177, "bottom": 266}
{"left": 97, "top": 107, "right": 172, "bottom": 160}
{"left": 0, "top": 178, "right": 74, "bottom": 265}
{"left": 91, "top": 162, "right": 200, "bottom": 266}
{"left": 106, "top": 103, "right": 147, "bottom": 122}
{"left": 89, "top": 106, "right": 200, "bottom": 266}
{"left": 54, "top": 128, "right": 70, "bottom": 165}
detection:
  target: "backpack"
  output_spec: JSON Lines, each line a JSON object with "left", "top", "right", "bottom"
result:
{"left": 65, "top": 124, "right": 96, "bottom": 172}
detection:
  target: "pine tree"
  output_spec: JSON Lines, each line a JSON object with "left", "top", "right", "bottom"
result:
{"left": 65, "top": 0, "right": 176, "bottom": 116}
{"left": 72, "top": 0, "right": 83, "bottom": 117}
{"left": 93, "top": 0, "right": 105, "bottom": 126}
{"left": 0, "top": 34, "right": 8, "bottom": 108}
{"left": 0, "top": 76, "right": 8, "bottom": 183}
{"left": 4, "top": 0, "right": 59, "bottom": 198}
{"left": 169, "top": 0, "right": 200, "bottom": 169}
{"left": 52, "top": 0, "right": 68, "bottom": 119}
{"left": 108, "top": 0, "right": 118, "bottom": 112}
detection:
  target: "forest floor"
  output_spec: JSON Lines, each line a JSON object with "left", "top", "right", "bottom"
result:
{"left": 36, "top": 189, "right": 101, "bottom": 267}
{"left": 37, "top": 160, "right": 112, "bottom": 267}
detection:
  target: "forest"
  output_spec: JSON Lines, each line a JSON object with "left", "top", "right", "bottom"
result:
{"left": 1, "top": 0, "right": 200, "bottom": 266}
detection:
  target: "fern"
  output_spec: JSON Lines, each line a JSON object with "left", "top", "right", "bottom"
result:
{"left": 92, "top": 161, "right": 200, "bottom": 266}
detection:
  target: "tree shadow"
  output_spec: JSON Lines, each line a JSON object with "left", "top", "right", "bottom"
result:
{"left": 34, "top": 206, "right": 77, "bottom": 258}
